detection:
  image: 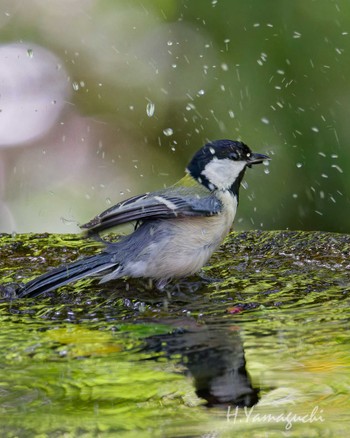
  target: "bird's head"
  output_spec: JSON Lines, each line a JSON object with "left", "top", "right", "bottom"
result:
{"left": 186, "top": 139, "right": 269, "bottom": 193}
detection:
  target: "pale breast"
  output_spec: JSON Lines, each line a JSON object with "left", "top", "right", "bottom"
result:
{"left": 142, "top": 191, "right": 238, "bottom": 279}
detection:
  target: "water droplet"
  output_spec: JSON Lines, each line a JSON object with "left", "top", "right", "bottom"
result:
{"left": 293, "top": 31, "right": 302, "bottom": 39}
{"left": 296, "top": 162, "right": 303, "bottom": 168}
{"left": 72, "top": 81, "right": 79, "bottom": 91}
{"left": 163, "top": 128, "right": 173, "bottom": 137}
{"left": 146, "top": 102, "right": 155, "bottom": 117}
{"left": 186, "top": 103, "right": 195, "bottom": 111}
{"left": 221, "top": 63, "right": 229, "bottom": 71}
{"left": 27, "top": 48, "right": 33, "bottom": 58}
{"left": 264, "top": 168, "right": 270, "bottom": 174}
{"left": 167, "top": 41, "right": 173, "bottom": 46}
{"left": 331, "top": 164, "right": 343, "bottom": 173}
{"left": 106, "top": 197, "right": 112, "bottom": 205}
{"left": 261, "top": 117, "right": 270, "bottom": 124}
{"left": 292, "top": 193, "right": 298, "bottom": 198}
{"left": 60, "top": 217, "right": 76, "bottom": 226}
{"left": 197, "top": 89, "right": 205, "bottom": 96}
{"left": 311, "top": 126, "right": 319, "bottom": 132}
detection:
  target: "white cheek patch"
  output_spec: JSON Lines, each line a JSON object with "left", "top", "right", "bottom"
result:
{"left": 201, "top": 158, "right": 246, "bottom": 190}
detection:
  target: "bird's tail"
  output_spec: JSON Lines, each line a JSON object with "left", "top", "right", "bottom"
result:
{"left": 18, "top": 252, "right": 116, "bottom": 299}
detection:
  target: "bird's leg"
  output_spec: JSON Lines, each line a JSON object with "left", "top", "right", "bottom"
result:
{"left": 146, "top": 278, "right": 154, "bottom": 290}
{"left": 155, "top": 278, "right": 172, "bottom": 308}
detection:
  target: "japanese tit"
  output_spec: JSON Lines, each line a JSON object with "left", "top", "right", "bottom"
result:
{"left": 18, "top": 139, "right": 269, "bottom": 298}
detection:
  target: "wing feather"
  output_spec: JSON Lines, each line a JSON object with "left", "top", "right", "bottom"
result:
{"left": 81, "top": 187, "right": 222, "bottom": 235}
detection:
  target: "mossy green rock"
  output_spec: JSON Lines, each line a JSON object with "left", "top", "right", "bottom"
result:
{"left": 1, "top": 230, "right": 349, "bottom": 299}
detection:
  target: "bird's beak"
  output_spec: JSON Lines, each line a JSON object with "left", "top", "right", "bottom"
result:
{"left": 247, "top": 152, "right": 270, "bottom": 166}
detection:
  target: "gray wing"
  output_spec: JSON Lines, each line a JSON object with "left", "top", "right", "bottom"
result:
{"left": 81, "top": 189, "right": 222, "bottom": 235}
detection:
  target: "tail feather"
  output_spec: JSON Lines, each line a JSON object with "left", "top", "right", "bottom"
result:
{"left": 18, "top": 253, "right": 116, "bottom": 298}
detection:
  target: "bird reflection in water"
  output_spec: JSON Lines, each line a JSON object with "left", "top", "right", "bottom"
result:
{"left": 142, "top": 319, "right": 259, "bottom": 408}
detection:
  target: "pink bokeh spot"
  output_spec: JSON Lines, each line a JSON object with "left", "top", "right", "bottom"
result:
{"left": 0, "top": 43, "right": 70, "bottom": 147}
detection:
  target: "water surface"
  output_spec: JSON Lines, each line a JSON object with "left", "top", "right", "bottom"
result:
{"left": 0, "top": 231, "right": 349, "bottom": 436}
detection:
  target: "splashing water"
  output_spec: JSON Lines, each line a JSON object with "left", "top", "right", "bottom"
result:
{"left": 146, "top": 102, "right": 155, "bottom": 117}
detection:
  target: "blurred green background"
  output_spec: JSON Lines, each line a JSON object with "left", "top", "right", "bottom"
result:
{"left": 0, "top": 0, "right": 349, "bottom": 233}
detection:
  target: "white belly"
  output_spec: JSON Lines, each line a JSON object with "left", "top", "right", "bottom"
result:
{"left": 136, "top": 191, "right": 238, "bottom": 280}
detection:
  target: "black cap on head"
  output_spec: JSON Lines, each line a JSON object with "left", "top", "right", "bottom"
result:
{"left": 188, "top": 140, "right": 252, "bottom": 167}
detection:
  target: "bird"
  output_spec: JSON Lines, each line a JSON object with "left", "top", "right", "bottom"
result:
{"left": 17, "top": 139, "right": 269, "bottom": 298}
